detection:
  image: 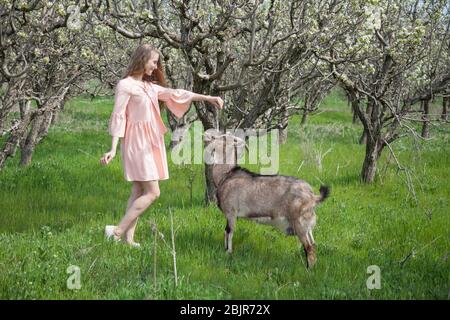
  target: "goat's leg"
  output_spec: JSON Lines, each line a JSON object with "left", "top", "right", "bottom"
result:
{"left": 224, "top": 222, "right": 228, "bottom": 251}
{"left": 308, "top": 229, "right": 315, "bottom": 244}
{"left": 225, "top": 216, "right": 236, "bottom": 253}
{"left": 307, "top": 229, "right": 316, "bottom": 267}
{"left": 224, "top": 228, "right": 228, "bottom": 251}
{"left": 293, "top": 221, "right": 316, "bottom": 268}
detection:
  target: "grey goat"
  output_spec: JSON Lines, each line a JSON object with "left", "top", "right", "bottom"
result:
{"left": 204, "top": 131, "right": 330, "bottom": 268}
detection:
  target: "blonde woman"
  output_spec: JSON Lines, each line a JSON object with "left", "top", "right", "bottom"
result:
{"left": 100, "top": 44, "right": 224, "bottom": 247}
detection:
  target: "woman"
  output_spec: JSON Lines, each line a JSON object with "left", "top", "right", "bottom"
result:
{"left": 99, "top": 44, "right": 224, "bottom": 247}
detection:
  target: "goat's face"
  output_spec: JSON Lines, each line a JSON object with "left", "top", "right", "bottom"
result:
{"left": 203, "top": 130, "right": 247, "bottom": 165}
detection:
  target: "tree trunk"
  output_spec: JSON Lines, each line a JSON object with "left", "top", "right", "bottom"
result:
{"left": 278, "top": 108, "right": 289, "bottom": 144}
{"left": 0, "top": 134, "right": 20, "bottom": 170}
{"left": 204, "top": 163, "right": 217, "bottom": 206}
{"left": 0, "top": 113, "right": 33, "bottom": 170}
{"left": 352, "top": 109, "right": 358, "bottom": 124}
{"left": 301, "top": 109, "right": 308, "bottom": 125}
{"left": 20, "top": 110, "right": 53, "bottom": 166}
{"left": 19, "top": 100, "right": 31, "bottom": 120}
{"left": 359, "top": 100, "right": 373, "bottom": 144}
{"left": 200, "top": 112, "right": 219, "bottom": 206}
{"left": 442, "top": 97, "right": 448, "bottom": 121}
{"left": 20, "top": 115, "right": 43, "bottom": 166}
{"left": 351, "top": 100, "right": 359, "bottom": 124}
{"left": 50, "top": 111, "right": 59, "bottom": 125}
{"left": 361, "top": 139, "right": 383, "bottom": 183}
{"left": 421, "top": 99, "right": 430, "bottom": 138}
{"left": 191, "top": 78, "right": 219, "bottom": 206}
{"left": 359, "top": 129, "right": 367, "bottom": 144}
{"left": 168, "top": 122, "right": 192, "bottom": 151}
{"left": 278, "top": 128, "right": 288, "bottom": 144}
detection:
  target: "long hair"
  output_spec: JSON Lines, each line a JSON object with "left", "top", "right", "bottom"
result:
{"left": 123, "top": 44, "right": 168, "bottom": 110}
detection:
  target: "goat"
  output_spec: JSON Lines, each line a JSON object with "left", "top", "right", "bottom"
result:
{"left": 204, "top": 130, "right": 330, "bottom": 268}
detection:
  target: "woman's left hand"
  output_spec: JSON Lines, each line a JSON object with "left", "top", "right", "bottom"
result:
{"left": 208, "top": 96, "right": 224, "bottom": 110}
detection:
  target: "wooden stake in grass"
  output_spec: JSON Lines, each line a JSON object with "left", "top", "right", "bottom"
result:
{"left": 169, "top": 208, "right": 178, "bottom": 287}
{"left": 151, "top": 222, "right": 158, "bottom": 287}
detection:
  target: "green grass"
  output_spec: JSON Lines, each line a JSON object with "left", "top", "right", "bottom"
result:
{"left": 0, "top": 89, "right": 448, "bottom": 299}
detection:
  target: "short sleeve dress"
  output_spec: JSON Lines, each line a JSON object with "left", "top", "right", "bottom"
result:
{"left": 108, "top": 76, "right": 195, "bottom": 181}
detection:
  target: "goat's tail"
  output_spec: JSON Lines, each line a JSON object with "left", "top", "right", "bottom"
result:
{"left": 316, "top": 185, "right": 330, "bottom": 203}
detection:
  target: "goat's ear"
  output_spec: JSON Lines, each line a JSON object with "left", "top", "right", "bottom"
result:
{"left": 203, "top": 132, "right": 215, "bottom": 142}
{"left": 204, "top": 129, "right": 220, "bottom": 142}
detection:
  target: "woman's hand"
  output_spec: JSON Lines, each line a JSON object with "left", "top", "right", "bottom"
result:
{"left": 100, "top": 150, "right": 116, "bottom": 165}
{"left": 207, "top": 96, "right": 224, "bottom": 110}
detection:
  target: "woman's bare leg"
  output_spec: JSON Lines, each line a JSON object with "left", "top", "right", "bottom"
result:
{"left": 114, "top": 180, "right": 160, "bottom": 240}
{"left": 123, "top": 182, "right": 143, "bottom": 243}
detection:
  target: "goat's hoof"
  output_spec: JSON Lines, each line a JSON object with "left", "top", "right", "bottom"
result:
{"left": 307, "top": 259, "right": 316, "bottom": 269}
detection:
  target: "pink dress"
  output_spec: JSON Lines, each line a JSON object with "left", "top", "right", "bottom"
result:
{"left": 108, "top": 76, "right": 195, "bottom": 181}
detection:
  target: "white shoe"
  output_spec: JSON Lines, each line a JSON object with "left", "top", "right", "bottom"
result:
{"left": 129, "top": 242, "right": 141, "bottom": 248}
{"left": 105, "top": 225, "right": 121, "bottom": 242}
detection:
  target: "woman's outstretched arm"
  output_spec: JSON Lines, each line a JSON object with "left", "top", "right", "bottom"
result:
{"left": 154, "top": 83, "right": 224, "bottom": 119}
{"left": 190, "top": 92, "right": 224, "bottom": 109}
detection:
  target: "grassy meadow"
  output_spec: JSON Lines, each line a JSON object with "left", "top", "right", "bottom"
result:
{"left": 0, "top": 89, "right": 448, "bottom": 299}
